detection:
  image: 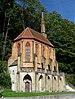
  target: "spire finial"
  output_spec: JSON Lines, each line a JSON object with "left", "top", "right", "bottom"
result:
{"left": 42, "top": 12, "right": 44, "bottom": 22}
{"left": 41, "top": 12, "right": 47, "bottom": 38}
{"left": 41, "top": 12, "right": 45, "bottom": 33}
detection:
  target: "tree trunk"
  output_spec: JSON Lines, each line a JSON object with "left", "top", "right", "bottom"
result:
{"left": 2, "top": 17, "right": 10, "bottom": 60}
{"left": 2, "top": 11, "right": 7, "bottom": 41}
{"left": 21, "top": 10, "right": 25, "bottom": 30}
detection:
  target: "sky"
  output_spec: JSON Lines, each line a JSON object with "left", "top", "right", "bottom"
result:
{"left": 41, "top": 0, "right": 75, "bottom": 23}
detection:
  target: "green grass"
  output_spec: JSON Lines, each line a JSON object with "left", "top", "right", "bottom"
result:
{"left": 1, "top": 90, "right": 75, "bottom": 97}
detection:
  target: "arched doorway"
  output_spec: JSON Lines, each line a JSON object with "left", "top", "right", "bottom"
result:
{"left": 47, "top": 76, "right": 51, "bottom": 91}
{"left": 25, "top": 81, "right": 30, "bottom": 92}
{"left": 39, "top": 75, "right": 43, "bottom": 91}
{"left": 23, "top": 74, "right": 32, "bottom": 92}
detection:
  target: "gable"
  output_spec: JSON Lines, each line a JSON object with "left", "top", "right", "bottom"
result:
{"left": 14, "top": 27, "right": 54, "bottom": 47}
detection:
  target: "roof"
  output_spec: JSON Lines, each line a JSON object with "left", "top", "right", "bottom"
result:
{"left": 14, "top": 27, "right": 54, "bottom": 47}
{"left": 9, "top": 60, "right": 18, "bottom": 67}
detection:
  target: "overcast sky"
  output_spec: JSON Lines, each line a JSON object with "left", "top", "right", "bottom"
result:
{"left": 41, "top": 0, "right": 75, "bottom": 23}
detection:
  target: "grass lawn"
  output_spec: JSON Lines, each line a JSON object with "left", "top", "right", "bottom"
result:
{"left": 1, "top": 90, "right": 75, "bottom": 97}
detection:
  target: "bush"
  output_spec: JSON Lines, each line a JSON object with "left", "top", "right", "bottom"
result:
{"left": 65, "top": 74, "right": 75, "bottom": 87}
{"left": 0, "top": 93, "right": 2, "bottom": 98}
{"left": 0, "top": 61, "right": 11, "bottom": 89}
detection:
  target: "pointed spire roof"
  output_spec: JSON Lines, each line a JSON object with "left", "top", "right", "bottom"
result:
{"left": 14, "top": 27, "right": 54, "bottom": 47}
{"left": 41, "top": 12, "right": 45, "bottom": 33}
{"left": 41, "top": 12, "right": 47, "bottom": 38}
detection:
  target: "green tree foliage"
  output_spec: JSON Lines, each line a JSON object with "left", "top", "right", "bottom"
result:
{"left": 65, "top": 74, "right": 75, "bottom": 86}
{"left": 0, "top": 0, "right": 15, "bottom": 60}
{"left": 0, "top": 0, "right": 75, "bottom": 88}
{"left": 8, "top": 3, "right": 23, "bottom": 39}
{"left": 0, "top": 0, "right": 46, "bottom": 89}
{"left": 0, "top": 0, "right": 46, "bottom": 57}
{"left": 0, "top": 61, "right": 11, "bottom": 89}
{"left": 18, "top": 0, "right": 46, "bottom": 31}
{"left": 0, "top": 0, "right": 46, "bottom": 60}
{"left": 46, "top": 11, "right": 75, "bottom": 73}
{"left": 0, "top": 0, "right": 15, "bottom": 89}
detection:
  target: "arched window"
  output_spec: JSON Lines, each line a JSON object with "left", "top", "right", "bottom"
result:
{"left": 60, "top": 77, "right": 62, "bottom": 81}
{"left": 43, "top": 46, "right": 45, "bottom": 57}
{"left": 54, "top": 66, "right": 56, "bottom": 72}
{"left": 39, "top": 75, "right": 43, "bottom": 80}
{"left": 48, "top": 64, "right": 50, "bottom": 71}
{"left": 36, "top": 43, "right": 39, "bottom": 55}
{"left": 26, "top": 42, "right": 30, "bottom": 62}
{"left": 54, "top": 76, "right": 56, "bottom": 80}
{"left": 48, "top": 76, "right": 50, "bottom": 79}
{"left": 17, "top": 43, "right": 20, "bottom": 56}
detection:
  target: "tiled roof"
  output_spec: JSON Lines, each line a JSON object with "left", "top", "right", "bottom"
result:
{"left": 14, "top": 27, "right": 54, "bottom": 47}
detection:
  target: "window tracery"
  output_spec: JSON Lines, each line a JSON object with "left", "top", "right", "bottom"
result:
{"left": 26, "top": 42, "right": 30, "bottom": 62}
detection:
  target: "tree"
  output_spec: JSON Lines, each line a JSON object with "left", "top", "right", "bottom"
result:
{"left": 18, "top": 0, "right": 46, "bottom": 31}
{"left": 46, "top": 11, "right": 75, "bottom": 73}
{"left": 0, "top": 0, "right": 15, "bottom": 60}
{"left": 8, "top": 3, "right": 23, "bottom": 39}
{"left": 0, "top": 61, "right": 11, "bottom": 89}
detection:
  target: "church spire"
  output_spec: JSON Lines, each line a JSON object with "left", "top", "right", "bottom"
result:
{"left": 41, "top": 12, "right": 47, "bottom": 38}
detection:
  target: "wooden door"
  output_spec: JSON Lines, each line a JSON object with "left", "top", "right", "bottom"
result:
{"left": 25, "top": 82, "right": 30, "bottom": 92}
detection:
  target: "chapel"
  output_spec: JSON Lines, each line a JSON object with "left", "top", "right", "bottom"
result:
{"left": 8, "top": 12, "right": 65, "bottom": 92}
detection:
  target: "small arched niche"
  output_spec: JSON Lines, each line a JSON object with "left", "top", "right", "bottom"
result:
{"left": 39, "top": 75, "right": 43, "bottom": 80}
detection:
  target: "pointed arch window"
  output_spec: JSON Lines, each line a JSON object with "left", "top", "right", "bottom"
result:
{"left": 54, "top": 66, "right": 56, "bottom": 72}
{"left": 36, "top": 43, "right": 39, "bottom": 56}
{"left": 48, "top": 64, "right": 50, "bottom": 71}
{"left": 26, "top": 42, "right": 30, "bottom": 62}
{"left": 17, "top": 43, "right": 20, "bottom": 56}
{"left": 43, "top": 46, "right": 45, "bottom": 57}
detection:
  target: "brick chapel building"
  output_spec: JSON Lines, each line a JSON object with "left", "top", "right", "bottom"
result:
{"left": 8, "top": 12, "right": 65, "bottom": 92}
